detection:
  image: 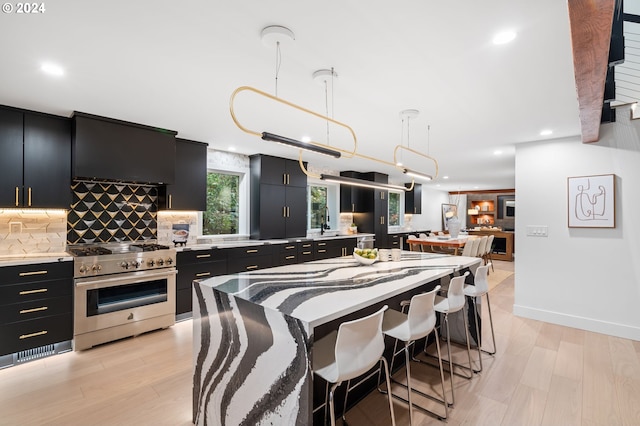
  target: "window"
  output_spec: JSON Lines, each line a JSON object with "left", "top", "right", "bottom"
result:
{"left": 388, "top": 191, "right": 402, "bottom": 227}
{"left": 309, "top": 185, "right": 328, "bottom": 230}
{"left": 204, "top": 172, "right": 239, "bottom": 235}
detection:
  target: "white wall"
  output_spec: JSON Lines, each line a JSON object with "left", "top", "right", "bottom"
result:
{"left": 515, "top": 108, "right": 640, "bottom": 340}
{"left": 406, "top": 186, "right": 451, "bottom": 232}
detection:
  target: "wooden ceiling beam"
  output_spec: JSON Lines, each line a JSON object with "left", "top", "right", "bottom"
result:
{"left": 567, "top": 0, "right": 616, "bottom": 143}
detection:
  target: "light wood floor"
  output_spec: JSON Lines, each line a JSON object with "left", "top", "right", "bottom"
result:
{"left": 1, "top": 260, "right": 640, "bottom": 425}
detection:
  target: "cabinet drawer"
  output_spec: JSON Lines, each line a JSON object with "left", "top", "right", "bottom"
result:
{"left": 0, "top": 262, "right": 72, "bottom": 285}
{"left": 0, "top": 295, "right": 72, "bottom": 324}
{"left": 227, "top": 255, "right": 273, "bottom": 274}
{"left": 0, "top": 313, "right": 72, "bottom": 357}
{"left": 226, "top": 245, "right": 272, "bottom": 258}
{"left": 176, "top": 261, "right": 227, "bottom": 290}
{"left": 177, "top": 249, "right": 224, "bottom": 265}
{"left": 0, "top": 278, "right": 72, "bottom": 305}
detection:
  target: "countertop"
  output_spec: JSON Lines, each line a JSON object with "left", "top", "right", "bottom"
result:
{"left": 199, "top": 251, "right": 480, "bottom": 329}
{"left": 0, "top": 253, "right": 73, "bottom": 267}
{"left": 177, "top": 233, "right": 376, "bottom": 251}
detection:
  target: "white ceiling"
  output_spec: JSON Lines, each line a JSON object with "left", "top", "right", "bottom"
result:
{"left": 0, "top": 0, "right": 581, "bottom": 192}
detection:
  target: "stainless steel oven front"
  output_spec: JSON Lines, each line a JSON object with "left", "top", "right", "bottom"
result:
{"left": 74, "top": 268, "right": 177, "bottom": 350}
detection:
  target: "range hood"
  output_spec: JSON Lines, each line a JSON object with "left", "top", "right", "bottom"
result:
{"left": 72, "top": 112, "right": 177, "bottom": 185}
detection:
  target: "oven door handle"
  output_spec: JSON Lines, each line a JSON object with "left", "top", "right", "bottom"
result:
{"left": 75, "top": 269, "right": 177, "bottom": 288}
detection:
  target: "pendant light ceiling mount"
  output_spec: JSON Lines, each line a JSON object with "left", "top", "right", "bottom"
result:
{"left": 312, "top": 68, "right": 338, "bottom": 86}
{"left": 399, "top": 109, "right": 420, "bottom": 120}
{"left": 260, "top": 25, "right": 295, "bottom": 48}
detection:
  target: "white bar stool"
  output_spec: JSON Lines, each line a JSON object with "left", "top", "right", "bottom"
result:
{"left": 421, "top": 272, "right": 474, "bottom": 406}
{"left": 463, "top": 263, "right": 497, "bottom": 372}
{"left": 381, "top": 286, "right": 448, "bottom": 423}
{"left": 313, "top": 305, "right": 396, "bottom": 426}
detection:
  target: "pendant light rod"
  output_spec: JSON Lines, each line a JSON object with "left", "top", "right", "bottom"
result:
{"left": 319, "top": 174, "right": 411, "bottom": 192}
{"left": 261, "top": 132, "right": 341, "bottom": 158}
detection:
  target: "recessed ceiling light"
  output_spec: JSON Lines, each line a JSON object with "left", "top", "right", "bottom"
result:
{"left": 442, "top": 176, "right": 449, "bottom": 180}
{"left": 301, "top": 136, "right": 311, "bottom": 143}
{"left": 41, "top": 62, "right": 64, "bottom": 77}
{"left": 494, "top": 150, "right": 503, "bottom": 155}
{"left": 228, "top": 146, "right": 236, "bottom": 151}
{"left": 396, "top": 161, "right": 403, "bottom": 166}
{"left": 540, "top": 129, "right": 553, "bottom": 136}
{"left": 492, "top": 30, "right": 517, "bottom": 45}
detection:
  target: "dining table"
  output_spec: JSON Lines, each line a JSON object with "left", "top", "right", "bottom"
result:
{"left": 406, "top": 235, "right": 472, "bottom": 255}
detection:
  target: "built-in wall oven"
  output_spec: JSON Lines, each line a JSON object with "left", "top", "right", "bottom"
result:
{"left": 70, "top": 243, "right": 176, "bottom": 351}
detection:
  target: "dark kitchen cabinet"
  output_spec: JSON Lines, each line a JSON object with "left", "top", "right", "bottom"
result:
{"left": 347, "top": 172, "right": 389, "bottom": 248}
{"left": 339, "top": 171, "right": 365, "bottom": 213}
{"left": 250, "top": 155, "right": 308, "bottom": 240}
{"left": 0, "top": 261, "right": 73, "bottom": 357}
{"left": 226, "top": 245, "right": 273, "bottom": 273}
{"left": 314, "top": 237, "right": 357, "bottom": 259}
{"left": 404, "top": 183, "right": 422, "bottom": 214}
{"left": 273, "top": 242, "right": 300, "bottom": 266}
{"left": 175, "top": 249, "right": 227, "bottom": 316}
{"left": 159, "top": 138, "right": 207, "bottom": 211}
{"left": 0, "top": 106, "right": 71, "bottom": 209}
{"left": 72, "top": 112, "right": 177, "bottom": 184}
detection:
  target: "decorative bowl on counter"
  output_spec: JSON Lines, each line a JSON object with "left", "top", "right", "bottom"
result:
{"left": 353, "top": 248, "right": 378, "bottom": 265}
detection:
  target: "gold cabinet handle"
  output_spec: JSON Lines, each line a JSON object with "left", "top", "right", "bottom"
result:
{"left": 380, "top": 191, "right": 385, "bottom": 200}
{"left": 195, "top": 272, "right": 211, "bottom": 277}
{"left": 196, "top": 254, "right": 211, "bottom": 258}
{"left": 168, "top": 194, "right": 172, "bottom": 209}
{"left": 19, "top": 288, "right": 48, "bottom": 295}
{"left": 283, "top": 173, "right": 287, "bottom": 185}
{"left": 20, "top": 306, "right": 48, "bottom": 314}
{"left": 15, "top": 186, "right": 20, "bottom": 206}
{"left": 19, "top": 270, "right": 48, "bottom": 277}
{"left": 302, "top": 243, "right": 311, "bottom": 248}
{"left": 20, "top": 330, "right": 47, "bottom": 340}
{"left": 286, "top": 206, "right": 290, "bottom": 217}
{"left": 246, "top": 249, "right": 258, "bottom": 254}
{"left": 246, "top": 265, "right": 258, "bottom": 270}
{"left": 285, "top": 255, "right": 295, "bottom": 260}
{"left": 283, "top": 206, "right": 286, "bottom": 217}
{"left": 302, "top": 251, "right": 312, "bottom": 255}
{"left": 318, "top": 249, "right": 327, "bottom": 253}
{"left": 28, "top": 187, "right": 32, "bottom": 206}
{"left": 285, "top": 245, "right": 295, "bottom": 250}
{"left": 317, "top": 242, "right": 326, "bottom": 246}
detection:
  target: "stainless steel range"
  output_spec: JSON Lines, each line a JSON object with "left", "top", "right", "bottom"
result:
{"left": 70, "top": 242, "right": 177, "bottom": 351}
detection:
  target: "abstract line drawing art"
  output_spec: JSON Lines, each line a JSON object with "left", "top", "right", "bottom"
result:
{"left": 567, "top": 174, "right": 615, "bottom": 228}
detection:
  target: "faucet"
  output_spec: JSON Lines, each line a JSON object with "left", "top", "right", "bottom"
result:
{"left": 320, "top": 206, "right": 330, "bottom": 235}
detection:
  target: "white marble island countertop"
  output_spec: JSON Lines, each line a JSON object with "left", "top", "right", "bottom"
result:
{"left": 199, "top": 251, "right": 480, "bottom": 329}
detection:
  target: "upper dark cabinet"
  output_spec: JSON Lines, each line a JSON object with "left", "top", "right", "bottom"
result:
{"left": 159, "top": 138, "right": 207, "bottom": 211}
{"left": 72, "top": 112, "right": 177, "bottom": 184}
{"left": 250, "top": 154, "right": 308, "bottom": 239}
{"left": 405, "top": 183, "right": 422, "bottom": 214}
{"left": 0, "top": 106, "right": 71, "bottom": 209}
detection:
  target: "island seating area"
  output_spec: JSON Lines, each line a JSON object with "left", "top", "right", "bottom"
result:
{"left": 192, "top": 251, "right": 481, "bottom": 425}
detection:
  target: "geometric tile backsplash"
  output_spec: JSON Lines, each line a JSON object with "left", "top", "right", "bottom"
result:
{"left": 67, "top": 181, "right": 158, "bottom": 244}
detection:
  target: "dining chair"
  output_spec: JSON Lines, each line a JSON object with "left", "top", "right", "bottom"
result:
{"left": 484, "top": 235, "right": 495, "bottom": 271}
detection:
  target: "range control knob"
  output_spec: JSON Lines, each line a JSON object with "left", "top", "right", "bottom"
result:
{"left": 157, "top": 258, "right": 165, "bottom": 266}
{"left": 147, "top": 259, "right": 155, "bottom": 267}
{"left": 120, "top": 261, "right": 130, "bottom": 269}
{"left": 79, "top": 264, "right": 89, "bottom": 274}
{"left": 130, "top": 260, "right": 140, "bottom": 268}
{"left": 92, "top": 264, "right": 102, "bottom": 272}
{"left": 166, "top": 258, "right": 174, "bottom": 265}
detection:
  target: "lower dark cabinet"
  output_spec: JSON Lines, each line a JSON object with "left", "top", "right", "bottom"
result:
{"left": 175, "top": 250, "right": 227, "bottom": 316}
{"left": 0, "top": 314, "right": 72, "bottom": 356}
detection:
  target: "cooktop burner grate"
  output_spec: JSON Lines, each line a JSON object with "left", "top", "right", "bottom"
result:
{"left": 69, "top": 247, "right": 113, "bottom": 257}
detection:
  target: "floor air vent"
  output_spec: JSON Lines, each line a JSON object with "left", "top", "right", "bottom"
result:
{"left": 17, "top": 344, "right": 56, "bottom": 363}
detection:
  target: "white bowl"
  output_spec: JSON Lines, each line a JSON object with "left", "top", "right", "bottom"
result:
{"left": 353, "top": 249, "right": 378, "bottom": 265}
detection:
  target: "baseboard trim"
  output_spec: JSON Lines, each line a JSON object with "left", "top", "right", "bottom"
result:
{"left": 513, "top": 304, "right": 640, "bottom": 341}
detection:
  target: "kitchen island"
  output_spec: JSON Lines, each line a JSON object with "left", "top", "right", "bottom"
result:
{"left": 193, "top": 251, "right": 481, "bottom": 425}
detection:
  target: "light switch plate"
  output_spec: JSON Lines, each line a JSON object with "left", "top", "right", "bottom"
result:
{"left": 526, "top": 225, "right": 548, "bottom": 237}
{"left": 9, "top": 222, "right": 22, "bottom": 234}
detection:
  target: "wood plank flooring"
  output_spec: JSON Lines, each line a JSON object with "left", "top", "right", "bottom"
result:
{"left": 1, "top": 260, "right": 640, "bottom": 425}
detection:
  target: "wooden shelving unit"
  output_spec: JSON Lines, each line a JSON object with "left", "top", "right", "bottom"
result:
{"left": 468, "top": 199, "right": 495, "bottom": 225}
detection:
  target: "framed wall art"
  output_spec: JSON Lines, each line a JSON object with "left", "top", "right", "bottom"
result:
{"left": 441, "top": 203, "right": 458, "bottom": 230}
{"left": 567, "top": 174, "right": 615, "bottom": 228}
